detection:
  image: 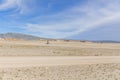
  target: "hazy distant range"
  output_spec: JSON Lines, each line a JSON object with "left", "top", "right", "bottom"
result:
{"left": 0, "top": 33, "right": 120, "bottom": 43}
{"left": 0, "top": 33, "right": 43, "bottom": 40}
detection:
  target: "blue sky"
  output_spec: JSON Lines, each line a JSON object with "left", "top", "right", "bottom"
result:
{"left": 0, "top": 0, "right": 120, "bottom": 40}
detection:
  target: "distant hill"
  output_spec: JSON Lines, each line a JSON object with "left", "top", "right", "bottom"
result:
{"left": 92, "top": 40, "right": 120, "bottom": 43}
{"left": 0, "top": 33, "right": 45, "bottom": 40}
{"left": 0, "top": 33, "right": 119, "bottom": 43}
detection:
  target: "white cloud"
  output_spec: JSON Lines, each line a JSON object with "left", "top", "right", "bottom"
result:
{"left": 2, "top": 0, "right": 119, "bottom": 38}
{"left": 0, "top": 0, "right": 17, "bottom": 10}
{"left": 0, "top": 0, "right": 30, "bottom": 14}
{"left": 24, "top": 0, "right": 120, "bottom": 38}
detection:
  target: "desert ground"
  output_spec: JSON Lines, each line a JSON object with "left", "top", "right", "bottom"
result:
{"left": 0, "top": 56, "right": 120, "bottom": 67}
{"left": 0, "top": 40, "right": 120, "bottom": 80}
{"left": 0, "top": 39, "right": 120, "bottom": 56}
{"left": 0, "top": 57, "right": 120, "bottom": 80}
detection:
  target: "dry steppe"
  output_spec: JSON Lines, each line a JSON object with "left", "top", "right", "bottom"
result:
{"left": 0, "top": 39, "right": 120, "bottom": 80}
{"left": 0, "top": 40, "right": 120, "bottom": 56}
{"left": 0, "top": 56, "right": 120, "bottom": 80}
{"left": 0, "top": 63, "right": 120, "bottom": 80}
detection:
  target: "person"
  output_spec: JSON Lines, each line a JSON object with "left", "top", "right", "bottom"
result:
{"left": 46, "top": 40, "right": 49, "bottom": 44}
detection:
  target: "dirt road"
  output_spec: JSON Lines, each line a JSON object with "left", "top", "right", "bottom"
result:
{"left": 0, "top": 56, "right": 120, "bottom": 68}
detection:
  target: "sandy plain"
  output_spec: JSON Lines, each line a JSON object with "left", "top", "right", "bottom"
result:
{"left": 0, "top": 40, "right": 120, "bottom": 56}
{"left": 0, "top": 63, "right": 120, "bottom": 80}
{"left": 0, "top": 40, "right": 120, "bottom": 80}
{"left": 0, "top": 57, "right": 120, "bottom": 80}
{"left": 0, "top": 56, "right": 120, "bottom": 67}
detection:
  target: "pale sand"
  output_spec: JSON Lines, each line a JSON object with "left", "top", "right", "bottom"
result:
{"left": 0, "top": 40, "right": 120, "bottom": 79}
{"left": 0, "top": 57, "right": 120, "bottom": 80}
{"left": 0, "top": 40, "right": 120, "bottom": 56}
{"left": 0, "top": 63, "right": 120, "bottom": 80}
{"left": 0, "top": 56, "right": 120, "bottom": 68}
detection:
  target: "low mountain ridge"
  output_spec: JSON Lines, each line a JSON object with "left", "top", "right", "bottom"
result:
{"left": 0, "top": 33, "right": 44, "bottom": 40}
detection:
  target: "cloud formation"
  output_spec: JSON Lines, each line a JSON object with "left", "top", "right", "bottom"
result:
{"left": 0, "top": 0, "right": 120, "bottom": 39}
{"left": 0, "top": 0, "right": 16, "bottom": 10}
{"left": 0, "top": 0, "right": 31, "bottom": 14}
{"left": 23, "top": 0, "right": 120, "bottom": 38}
